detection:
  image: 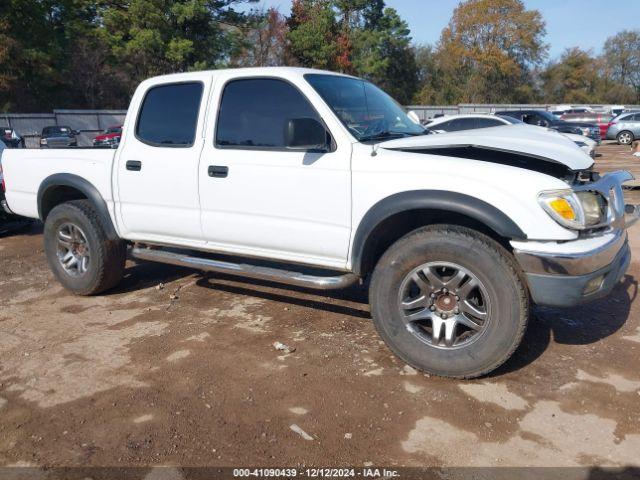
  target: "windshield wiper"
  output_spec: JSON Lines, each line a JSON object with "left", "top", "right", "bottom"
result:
{"left": 359, "top": 131, "right": 407, "bottom": 142}
{"left": 360, "top": 130, "right": 427, "bottom": 142}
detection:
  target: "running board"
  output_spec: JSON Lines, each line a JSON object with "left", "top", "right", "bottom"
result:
{"left": 131, "top": 247, "right": 360, "bottom": 290}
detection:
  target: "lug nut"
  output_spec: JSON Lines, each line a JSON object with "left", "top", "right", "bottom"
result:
{"left": 430, "top": 292, "right": 436, "bottom": 298}
{"left": 455, "top": 295, "right": 460, "bottom": 301}
{"left": 441, "top": 313, "right": 448, "bottom": 319}
{"left": 442, "top": 288, "right": 448, "bottom": 294}
{"left": 454, "top": 307, "right": 460, "bottom": 314}
{"left": 429, "top": 305, "right": 436, "bottom": 311}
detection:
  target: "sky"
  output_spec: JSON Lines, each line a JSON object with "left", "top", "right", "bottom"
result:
{"left": 240, "top": 0, "right": 640, "bottom": 60}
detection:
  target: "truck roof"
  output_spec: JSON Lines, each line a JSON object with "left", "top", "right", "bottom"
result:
{"left": 142, "top": 67, "right": 355, "bottom": 86}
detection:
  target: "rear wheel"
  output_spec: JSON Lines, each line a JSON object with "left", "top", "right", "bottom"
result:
{"left": 44, "top": 200, "right": 126, "bottom": 295}
{"left": 369, "top": 225, "right": 529, "bottom": 378}
{"left": 617, "top": 131, "right": 634, "bottom": 145}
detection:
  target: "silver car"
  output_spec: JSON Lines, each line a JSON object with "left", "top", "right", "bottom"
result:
{"left": 606, "top": 112, "right": 640, "bottom": 145}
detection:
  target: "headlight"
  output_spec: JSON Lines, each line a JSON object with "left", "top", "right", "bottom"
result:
{"left": 40, "top": 138, "right": 47, "bottom": 145}
{"left": 538, "top": 189, "right": 607, "bottom": 230}
{"left": 579, "top": 127, "right": 591, "bottom": 136}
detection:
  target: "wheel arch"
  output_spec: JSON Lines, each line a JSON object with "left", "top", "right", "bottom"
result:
{"left": 37, "top": 174, "right": 119, "bottom": 241}
{"left": 351, "top": 190, "right": 527, "bottom": 277}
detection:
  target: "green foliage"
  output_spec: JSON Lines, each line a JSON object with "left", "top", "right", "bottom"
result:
{"left": 602, "top": 30, "right": 640, "bottom": 103}
{"left": 351, "top": 7, "right": 417, "bottom": 104}
{"left": 541, "top": 48, "right": 602, "bottom": 104}
{"left": 0, "top": 0, "right": 259, "bottom": 111}
{"left": 286, "top": 0, "right": 338, "bottom": 69}
{"left": 418, "top": 0, "right": 547, "bottom": 104}
{"left": 286, "top": 1, "right": 417, "bottom": 103}
{"left": 1, "top": 0, "right": 639, "bottom": 110}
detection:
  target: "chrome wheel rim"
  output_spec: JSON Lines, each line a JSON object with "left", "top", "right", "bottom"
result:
{"left": 56, "top": 223, "right": 90, "bottom": 276}
{"left": 619, "top": 132, "right": 632, "bottom": 144}
{"left": 397, "top": 261, "right": 491, "bottom": 349}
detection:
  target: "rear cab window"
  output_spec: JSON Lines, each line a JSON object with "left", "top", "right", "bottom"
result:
{"left": 136, "top": 82, "right": 203, "bottom": 147}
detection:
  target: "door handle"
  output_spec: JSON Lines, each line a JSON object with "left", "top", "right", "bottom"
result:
{"left": 208, "top": 165, "right": 228, "bottom": 178}
{"left": 126, "top": 160, "right": 142, "bottom": 171}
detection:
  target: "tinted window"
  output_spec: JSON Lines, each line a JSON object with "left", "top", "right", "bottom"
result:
{"left": 631, "top": 114, "right": 640, "bottom": 121}
{"left": 447, "top": 118, "right": 477, "bottom": 131}
{"left": 216, "top": 78, "right": 320, "bottom": 148}
{"left": 136, "top": 82, "right": 203, "bottom": 146}
{"left": 475, "top": 118, "right": 504, "bottom": 128}
{"left": 433, "top": 120, "right": 452, "bottom": 131}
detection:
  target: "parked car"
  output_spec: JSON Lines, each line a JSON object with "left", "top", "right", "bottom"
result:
{"left": 2, "top": 127, "right": 25, "bottom": 148}
{"left": 560, "top": 113, "right": 613, "bottom": 138}
{"left": 93, "top": 125, "right": 122, "bottom": 148}
{"left": 606, "top": 112, "right": 640, "bottom": 145}
{"left": 40, "top": 126, "right": 79, "bottom": 148}
{"left": 551, "top": 105, "right": 595, "bottom": 118}
{"left": 2, "top": 68, "right": 637, "bottom": 379}
{"left": 496, "top": 110, "right": 601, "bottom": 143}
{"left": 425, "top": 114, "right": 597, "bottom": 157}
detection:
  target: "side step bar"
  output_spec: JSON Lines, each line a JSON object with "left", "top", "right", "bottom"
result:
{"left": 131, "top": 247, "right": 360, "bottom": 290}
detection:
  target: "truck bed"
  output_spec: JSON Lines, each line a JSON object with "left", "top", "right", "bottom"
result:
{"left": 1, "top": 148, "right": 117, "bottom": 220}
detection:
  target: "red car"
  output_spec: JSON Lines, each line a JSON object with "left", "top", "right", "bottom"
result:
{"left": 93, "top": 125, "right": 122, "bottom": 147}
{"left": 560, "top": 113, "right": 612, "bottom": 139}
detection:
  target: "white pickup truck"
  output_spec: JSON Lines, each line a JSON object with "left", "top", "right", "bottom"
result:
{"left": 1, "top": 67, "right": 636, "bottom": 378}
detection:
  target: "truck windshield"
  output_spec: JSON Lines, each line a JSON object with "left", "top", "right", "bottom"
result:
{"left": 305, "top": 74, "right": 425, "bottom": 142}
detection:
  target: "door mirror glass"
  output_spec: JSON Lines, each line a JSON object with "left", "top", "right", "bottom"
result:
{"left": 285, "top": 118, "right": 329, "bottom": 151}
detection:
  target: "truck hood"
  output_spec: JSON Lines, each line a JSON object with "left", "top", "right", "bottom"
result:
{"left": 380, "top": 125, "right": 594, "bottom": 174}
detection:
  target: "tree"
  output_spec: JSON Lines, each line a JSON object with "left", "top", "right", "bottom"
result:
{"left": 541, "top": 48, "right": 602, "bottom": 103}
{"left": 231, "top": 8, "right": 290, "bottom": 67}
{"left": 602, "top": 30, "right": 640, "bottom": 102}
{"left": 429, "top": 0, "right": 547, "bottom": 104}
{"left": 351, "top": 7, "right": 417, "bottom": 104}
{"left": 286, "top": 0, "right": 339, "bottom": 69}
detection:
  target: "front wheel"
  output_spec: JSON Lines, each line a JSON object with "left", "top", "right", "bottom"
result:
{"left": 44, "top": 200, "right": 126, "bottom": 295}
{"left": 369, "top": 225, "right": 529, "bottom": 379}
{"left": 617, "top": 131, "right": 634, "bottom": 145}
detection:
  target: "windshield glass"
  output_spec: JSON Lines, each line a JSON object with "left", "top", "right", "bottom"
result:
{"left": 305, "top": 74, "right": 425, "bottom": 141}
{"left": 497, "top": 115, "right": 524, "bottom": 125}
{"left": 537, "top": 111, "right": 558, "bottom": 123}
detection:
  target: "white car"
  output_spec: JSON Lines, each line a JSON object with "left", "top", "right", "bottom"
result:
{"left": 425, "top": 113, "right": 597, "bottom": 158}
{"left": 1, "top": 67, "right": 636, "bottom": 378}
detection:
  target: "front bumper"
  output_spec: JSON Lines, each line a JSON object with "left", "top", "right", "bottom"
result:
{"left": 512, "top": 170, "right": 637, "bottom": 307}
{"left": 513, "top": 230, "right": 630, "bottom": 307}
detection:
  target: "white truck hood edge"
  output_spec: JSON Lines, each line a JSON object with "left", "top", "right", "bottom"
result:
{"left": 379, "top": 125, "right": 594, "bottom": 172}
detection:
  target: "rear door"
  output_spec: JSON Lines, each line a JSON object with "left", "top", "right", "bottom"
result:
{"left": 115, "top": 77, "right": 211, "bottom": 243}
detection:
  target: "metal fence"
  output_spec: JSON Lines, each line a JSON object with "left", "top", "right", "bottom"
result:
{"left": 1, "top": 110, "right": 127, "bottom": 148}
{"left": 3, "top": 104, "right": 640, "bottom": 148}
{"left": 405, "top": 104, "right": 640, "bottom": 122}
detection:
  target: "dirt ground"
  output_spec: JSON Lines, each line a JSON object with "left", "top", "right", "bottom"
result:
{"left": 1, "top": 142, "right": 640, "bottom": 475}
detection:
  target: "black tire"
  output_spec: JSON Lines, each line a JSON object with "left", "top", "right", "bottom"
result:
{"left": 44, "top": 200, "right": 126, "bottom": 295}
{"left": 617, "top": 131, "right": 634, "bottom": 145}
{"left": 369, "top": 225, "right": 529, "bottom": 379}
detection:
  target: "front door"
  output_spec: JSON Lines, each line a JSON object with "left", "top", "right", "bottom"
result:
{"left": 198, "top": 75, "right": 352, "bottom": 269}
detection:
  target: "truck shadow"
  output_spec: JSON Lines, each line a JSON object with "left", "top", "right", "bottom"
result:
{"left": 112, "top": 258, "right": 636, "bottom": 376}
{"left": 491, "top": 273, "right": 637, "bottom": 376}
{"left": 195, "top": 273, "right": 371, "bottom": 319}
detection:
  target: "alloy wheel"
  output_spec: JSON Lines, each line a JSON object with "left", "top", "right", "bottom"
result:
{"left": 398, "top": 261, "right": 491, "bottom": 349}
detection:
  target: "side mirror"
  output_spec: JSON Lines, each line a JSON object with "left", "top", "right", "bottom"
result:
{"left": 407, "top": 110, "right": 421, "bottom": 125}
{"left": 285, "top": 118, "right": 329, "bottom": 151}
{"left": 73, "top": 130, "right": 81, "bottom": 136}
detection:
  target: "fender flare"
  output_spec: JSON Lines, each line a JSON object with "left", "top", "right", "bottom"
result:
{"left": 350, "top": 190, "right": 527, "bottom": 275}
{"left": 37, "top": 173, "right": 119, "bottom": 241}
